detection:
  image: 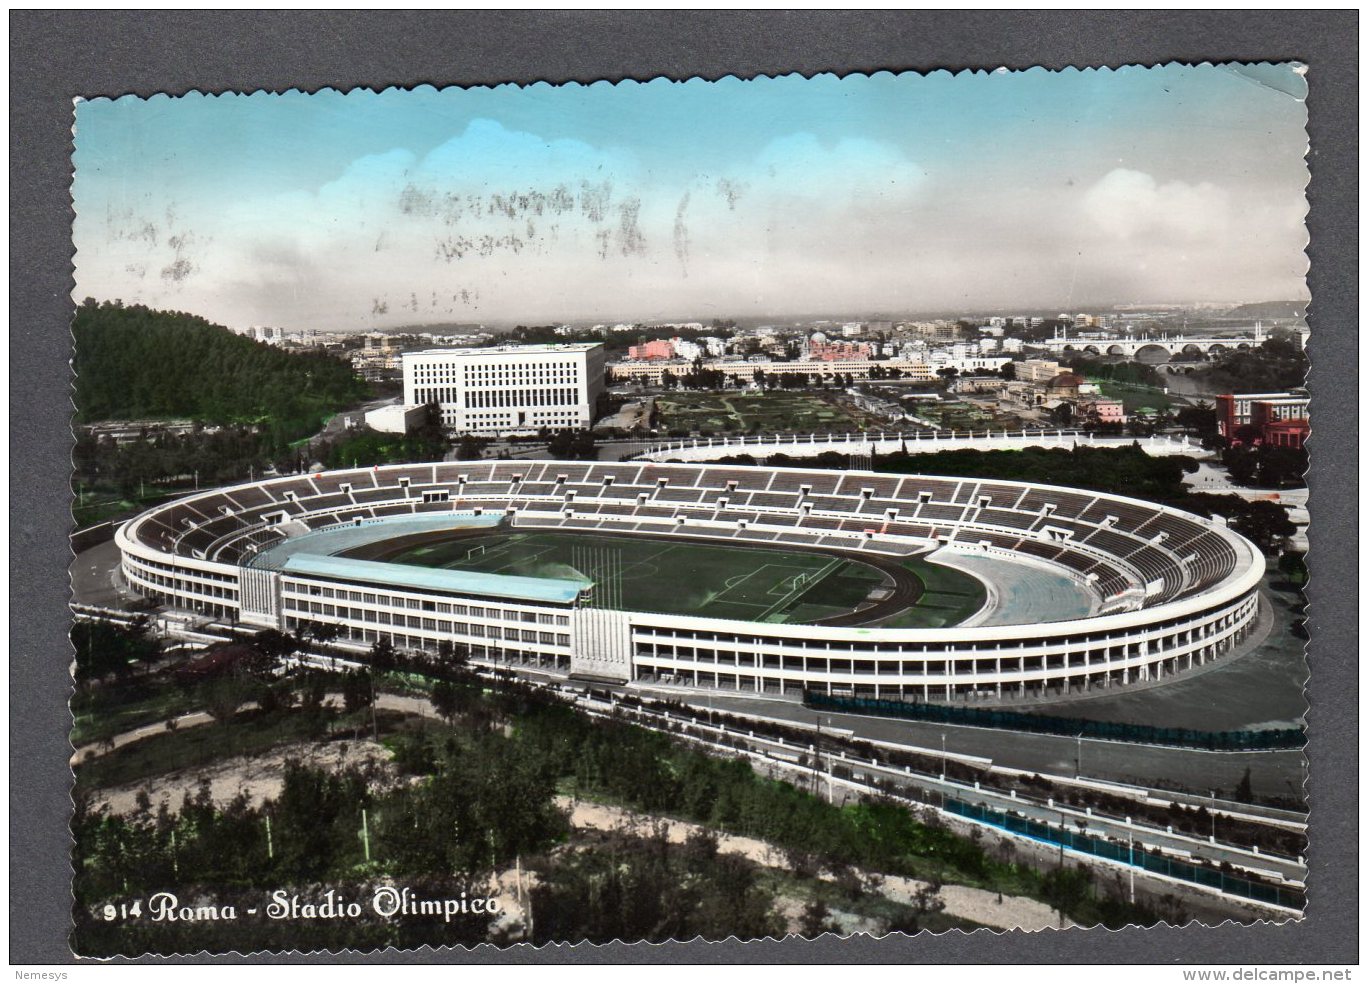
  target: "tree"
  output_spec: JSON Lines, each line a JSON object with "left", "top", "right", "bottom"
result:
{"left": 546, "top": 428, "right": 597, "bottom": 461}
{"left": 305, "top": 622, "right": 341, "bottom": 646}
{"left": 1226, "top": 500, "right": 1297, "bottom": 553}
{"left": 71, "top": 619, "right": 159, "bottom": 683}
{"left": 1222, "top": 446, "right": 1259, "bottom": 485}
{"left": 1234, "top": 767, "right": 1254, "bottom": 804}
{"left": 250, "top": 629, "right": 300, "bottom": 666}
{"left": 1255, "top": 444, "right": 1307, "bottom": 487}
{"left": 203, "top": 675, "right": 254, "bottom": 727}
{"left": 799, "top": 898, "right": 837, "bottom": 938}
{"left": 1042, "top": 865, "right": 1091, "bottom": 927}
{"left": 1277, "top": 550, "right": 1308, "bottom": 586}
{"left": 455, "top": 434, "right": 485, "bottom": 460}
{"left": 886, "top": 880, "right": 946, "bottom": 935}
{"left": 1176, "top": 401, "right": 1219, "bottom": 442}
{"left": 342, "top": 669, "right": 375, "bottom": 715}
{"left": 437, "top": 639, "right": 469, "bottom": 669}
{"left": 430, "top": 680, "right": 460, "bottom": 723}
{"left": 369, "top": 637, "right": 397, "bottom": 673}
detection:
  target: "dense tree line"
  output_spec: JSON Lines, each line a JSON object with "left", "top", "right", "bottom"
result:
{"left": 72, "top": 767, "right": 500, "bottom": 955}
{"left": 544, "top": 428, "right": 598, "bottom": 460}
{"left": 1062, "top": 358, "right": 1162, "bottom": 386}
{"left": 73, "top": 299, "right": 367, "bottom": 442}
{"left": 72, "top": 618, "right": 160, "bottom": 683}
{"left": 529, "top": 825, "right": 782, "bottom": 944}
{"left": 73, "top": 643, "right": 1175, "bottom": 954}
{"left": 74, "top": 425, "right": 293, "bottom": 499}
{"left": 72, "top": 301, "right": 371, "bottom": 505}
{"left": 1196, "top": 338, "right": 1308, "bottom": 394}
{"left": 1221, "top": 442, "right": 1307, "bottom": 489}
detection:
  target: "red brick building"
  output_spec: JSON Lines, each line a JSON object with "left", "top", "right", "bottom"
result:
{"left": 1215, "top": 391, "right": 1309, "bottom": 449}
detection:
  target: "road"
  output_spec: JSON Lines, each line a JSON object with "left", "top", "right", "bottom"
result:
{"left": 459, "top": 439, "right": 656, "bottom": 463}
{"left": 651, "top": 690, "right": 1306, "bottom": 807}
{"left": 69, "top": 538, "right": 129, "bottom": 608}
{"left": 583, "top": 697, "right": 1304, "bottom": 909}
{"left": 73, "top": 672, "right": 1302, "bottom": 908}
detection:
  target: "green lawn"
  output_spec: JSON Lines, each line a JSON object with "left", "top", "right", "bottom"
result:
{"left": 377, "top": 531, "right": 990, "bottom": 629}
{"left": 72, "top": 708, "right": 328, "bottom": 793}
{"left": 72, "top": 683, "right": 208, "bottom": 748}
{"left": 383, "top": 531, "right": 877, "bottom": 623}
{"left": 873, "top": 558, "right": 987, "bottom": 628}
{"left": 1090, "top": 379, "right": 1176, "bottom": 414}
{"left": 655, "top": 391, "right": 870, "bottom": 434}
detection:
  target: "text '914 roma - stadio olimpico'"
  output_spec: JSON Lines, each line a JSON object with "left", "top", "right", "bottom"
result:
{"left": 115, "top": 459, "right": 1265, "bottom": 703}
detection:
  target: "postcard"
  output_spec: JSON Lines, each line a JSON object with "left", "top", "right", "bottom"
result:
{"left": 69, "top": 64, "right": 1310, "bottom": 956}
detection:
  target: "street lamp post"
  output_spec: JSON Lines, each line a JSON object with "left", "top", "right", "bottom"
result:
{"left": 1128, "top": 829, "right": 1135, "bottom": 904}
{"left": 940, "top": 732, "right": 947, "bottom": 810}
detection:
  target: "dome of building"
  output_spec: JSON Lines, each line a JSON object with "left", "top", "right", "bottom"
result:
{"left": 810, "top": 331, "right": 828, "bottom": 343}
{"left": 1048, "top": 372, "right": 1086, "bottom": 388}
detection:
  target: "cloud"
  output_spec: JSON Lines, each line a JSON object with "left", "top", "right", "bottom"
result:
{"left": 752, "top": 132, "right": 928, "bottom": 203}
{"left": 72, "top": 107, "right": 1304, "bottom": 329}
{"left": 1082, "top": 168, "right": 1231, "bottom": 241}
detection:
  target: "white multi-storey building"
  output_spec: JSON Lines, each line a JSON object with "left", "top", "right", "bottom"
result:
{"left": 403, "top": 343, "right": 606, "bottom": 435}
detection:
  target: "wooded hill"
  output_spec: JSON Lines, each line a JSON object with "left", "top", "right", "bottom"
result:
{"left": 72, "top": 300, "right": 367, "bottom": 445}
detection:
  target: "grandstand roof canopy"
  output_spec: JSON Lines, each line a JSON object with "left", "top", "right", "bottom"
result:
{"left": 280, "top": 553, "right": 586, "bottom": 604}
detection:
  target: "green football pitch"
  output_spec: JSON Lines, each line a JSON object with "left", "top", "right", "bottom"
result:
{"left": 378, "top": 530, "right": 986, "bottom": 626}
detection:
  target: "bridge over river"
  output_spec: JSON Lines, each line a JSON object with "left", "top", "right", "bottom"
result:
{"left": 1043, "top": 325, "right": 1269, "bottom": 360}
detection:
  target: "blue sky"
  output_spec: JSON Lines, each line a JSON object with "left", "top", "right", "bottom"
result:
{"left": 72, "top": 65, "right": 1309, "bottom": 329}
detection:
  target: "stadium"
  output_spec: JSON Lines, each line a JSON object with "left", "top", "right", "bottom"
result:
{"left": 115, "top": 459, "right": 1266, "bottom": 702}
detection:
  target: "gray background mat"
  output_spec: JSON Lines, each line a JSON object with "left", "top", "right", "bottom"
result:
{"left": 10, "top": 9, "right": 1358, "bottom": 965}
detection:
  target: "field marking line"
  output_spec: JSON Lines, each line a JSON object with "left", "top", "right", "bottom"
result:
{"left": 604, "top": 539, "right": 675, "bottom": 585}
{"left": 712, "top": 563, "right": 782, "bottom": 602}
{"left": 761, "top": 561, "right": 828, "bottom": 598}
{"left": 755, "top": 558, "right": 845, "bottom": 622}
{"left": 466, "top": 536, "right": 553, "bottom": 577}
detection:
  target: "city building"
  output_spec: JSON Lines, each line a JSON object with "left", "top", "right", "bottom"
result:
{"left": 1045, "top": 372, "right": 1087, "bottom": 400}
{"left": 809, "top": 337, "right": 872, "bottom": 361}
{"left": 232, "top": 325, "right": 285, "bottom": 345}
{"left": 1080, "top": 399, "right": 1127, "bottom": 425}
{"left": 927, "top": 351, "right": 1013, "bottom": 374}
{"left": 351, "top": 348, "right": 403, "bottom": 382}
{"left": 403, "top": 342, "right": 606, "bottom": 435}
{"left": 627, "top": 338, "right": 676, "bottom": 361}
{"left": 364, "top": 404, "right": 430, "bottom": 435}
{"left": 608, "top": 357, "right": 935, "bottom": 385}
{"left": 1215, "top": 392, "right": 1311, "bottom": 447}
{"left": 907, "top": 320, "right": 960, "bottom": 342}
{"left": 952, "top": 375, "right": 1005, "bottom": 395}
{"left": 1017, "top": 359, "right": 1063, "bottom": 384}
